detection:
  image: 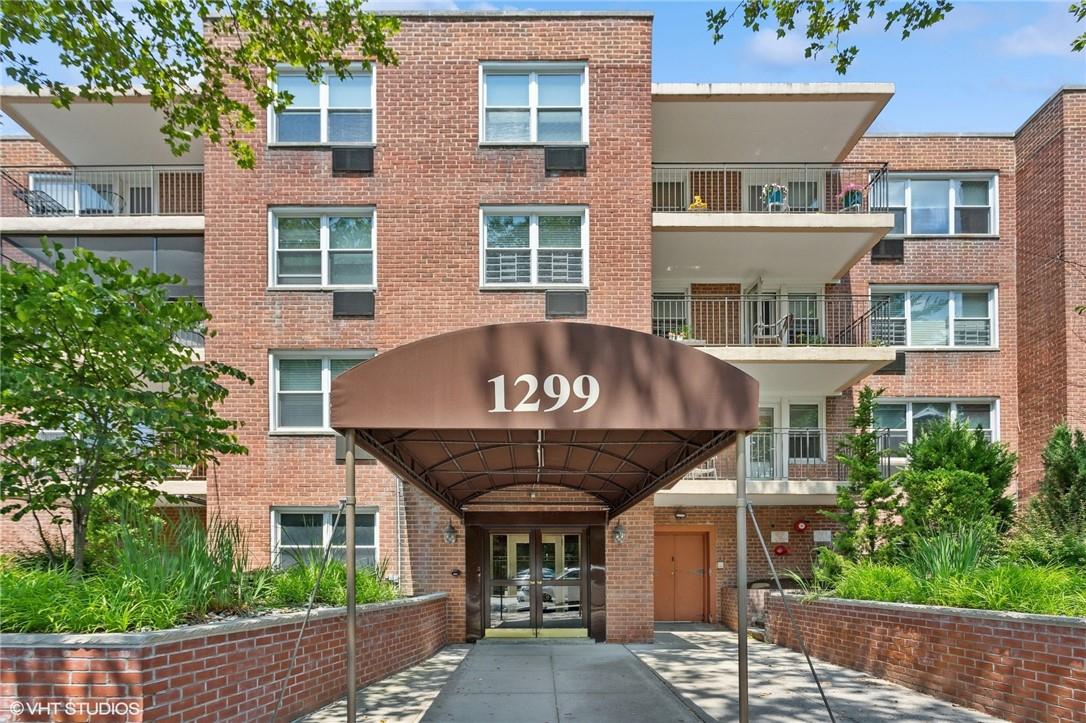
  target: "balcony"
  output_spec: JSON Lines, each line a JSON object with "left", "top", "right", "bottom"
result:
{"left": 0, "top": 165, "right": 204, "bottom": 234}
{"left": 656, "top": 427, "right": 892, "bottom": 507}
{"left": 651, "top": 163, "right": 894, "bottom": 283}
{"left": 651, "top": 293, "right": 897, "bottom": 395}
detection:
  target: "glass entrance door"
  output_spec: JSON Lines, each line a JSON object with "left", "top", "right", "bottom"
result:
{"left": 486, "top": 529, "right": 587, "bottom": 638}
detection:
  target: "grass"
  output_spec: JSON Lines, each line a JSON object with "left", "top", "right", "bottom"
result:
{"left": 0, "top": 514, "right": 400, "bottom": 634}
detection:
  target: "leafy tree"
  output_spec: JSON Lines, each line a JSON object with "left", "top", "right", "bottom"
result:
{"left": 0, "top": 244, "right": 252, "bottom": 574}
{"left": 825, "top": 385, "right": 901, "bottom": 560}
{"left": 897, "top": 467, "right": 992, "bottom": 538}
{"left": 708, "top": 1, "right": 1084, "bottom": 75}
{"left": 1, "top": 0, "right": 399, "bottom": 168}
{"left": 1031, "top": 424, "right": 1086, "bottom": 532}
{"left": 897, "top": 418, "right": 1017, "bottom": 531}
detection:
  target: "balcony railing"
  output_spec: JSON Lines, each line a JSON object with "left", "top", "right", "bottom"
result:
{"left": 685, "top": 428, "right": 893, "bottom": 482}
{"left": 652, "top": 294, "right": 890, "bottom": 347}
{"left": 651, "top": 162, "right": 889, "bottom": 214}
{"left": 1, "top": 165, "right": 203, "bottom": 217}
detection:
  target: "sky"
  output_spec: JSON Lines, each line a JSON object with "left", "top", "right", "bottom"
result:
{"left": 1, "top": 0, "right": 1084, "bottom": 136}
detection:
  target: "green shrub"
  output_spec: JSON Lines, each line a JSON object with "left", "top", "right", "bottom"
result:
{"left": 898, "top": 419, "right": 1017, "bottom": 530}
{"left": 811, "top": 547, "right": 848, "bottom": 589}
{"left": 906, "top": 524, "right": 994, "bottom": 580}
{"left": 266, "top": 558, "right": 398, "bottom": 608}
{"left": 1004, "top": 518, "right": 1086, "bottom": 569}
{"left": 924, "top": 563, "right": 1086, "bottom": 617}
{"left": 834, "top": 563, "right": 921, "bottom": 603}
{"left": 898, "top": 468, "right": 994, "bottom": 538}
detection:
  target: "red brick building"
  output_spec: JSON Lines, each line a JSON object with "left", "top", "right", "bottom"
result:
{"left": 1, "top": 13, "right": 1082, "bottom": 643}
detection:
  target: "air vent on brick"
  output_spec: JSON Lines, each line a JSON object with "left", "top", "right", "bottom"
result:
{"left": 871, "top": 237, "right": 904, "bottom": 263}
{"left": 546, "top": 290, "right": 588, "bottom": 318}
{"left": 544, "top": 146, "right": 587, "bottom": 175}
{"left": 331, "top": 147, "right": 373, "bottom": 176}
{"left": 332, "top": 291, "right": 375, "bottom": 319}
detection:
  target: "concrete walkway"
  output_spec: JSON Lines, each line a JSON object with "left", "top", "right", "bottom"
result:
{"left": 301, "top": 627, "right": 1006, "bottom": 722}
{"left": 630, "top": 625, "right": 1004, "bottom": 722}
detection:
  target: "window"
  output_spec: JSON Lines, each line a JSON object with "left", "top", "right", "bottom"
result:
{"left": 787, "top": 403, "right": 823, "bottom": 462}
{"left": 481, "top": 64, "right": 587, "bottom": 144}
{"left": 481, "top": 208, "right": 588, "bottom": 288}
{"left": 871, "top": 287, "right": 995, "bottom": 347}
{"left": 272, "top": 508, "right": 377, "bottom": 568}
{"left": 271, "top": 352, "right": 374, "bottom": 431}
{"left": 885, "top": 175, "right": 996, "bottom": 236}
{"left": 875, "top": 400, "right": 996, "bottom": 453}
{"left": 270, "top": 210, "right": 375, "bottom": 288}
{"left": 272, "top": 69, "right": 374, "bottom": 144}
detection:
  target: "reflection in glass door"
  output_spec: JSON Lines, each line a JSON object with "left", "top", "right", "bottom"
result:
{"left": 748, "top": 406, "right": 778, "bottom": 479}
{"left": 486, "top": 529, "right": 586, "bottom": 638}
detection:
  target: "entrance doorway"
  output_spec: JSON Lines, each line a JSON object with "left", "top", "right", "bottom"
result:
{"left": 486, "top": 528, "right": 587, "bottom": 638}
{"left": 654, "top": 531, "right": 710, "bottom": 622}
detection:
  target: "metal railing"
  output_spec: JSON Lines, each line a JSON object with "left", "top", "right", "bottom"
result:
{"left": 1, "top": 165, "right": 203, "bottom": 217}
{"left": 652, "top": 294, "right": 890, "bottom": 347}
{"left": 651, "top": 162, "right": 889, "bottom": 214}
{"left": 686, "top": 427, "right": 894, "bottom": 482}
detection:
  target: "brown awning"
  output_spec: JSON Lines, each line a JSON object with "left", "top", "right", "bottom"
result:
{"left": 331, "top": 322, "right": 759, "bottom": 517}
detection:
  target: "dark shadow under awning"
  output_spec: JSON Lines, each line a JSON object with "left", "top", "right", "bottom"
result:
{"left": 331, "top": 322, "right": 759, "bottom": 517}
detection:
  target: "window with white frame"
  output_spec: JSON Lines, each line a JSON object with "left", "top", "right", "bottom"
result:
{"left": 875, "top": 400, "right": 996, "bottom": 454}
{"left": 271, "top": 209, "right": 375, "bottom": 288}
{"left": 885, "top": 175, "right": 996, "bottom": 236}
{"left": 272, "top": 508, "right": 377, "bottom": 568}
{"left": 871, "top": 287, "right": 995, "bottom": 347}
{"left": 271, "top": 352, "right": 374, "bottom": 431}
{"left": 272, "top": 69, "right": 374, "bottom": 144}
{"left": 481, "top": 64, "right": 587, "bottom": 144}
{"left": 481, "top": 208, "right": 587, "bottom": 287}
{"left": 787, "top": 403, "right": 823, "bottom": 463}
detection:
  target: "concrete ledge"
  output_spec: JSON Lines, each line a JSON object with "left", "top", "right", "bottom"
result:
{"left": 652, "top": 211, "right": 894, "bottom": 233}
{"left": 0, "top": 214, "right": 204, "bottom": 234}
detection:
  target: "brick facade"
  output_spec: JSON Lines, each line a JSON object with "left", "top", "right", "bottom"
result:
{"left": 0, "top": 594, "right": 447, "bottom": 723}
{"left": 762, "top": 594, "right": 1086, "bottom": 723}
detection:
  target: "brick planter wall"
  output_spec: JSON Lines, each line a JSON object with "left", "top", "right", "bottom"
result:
{"left": 0, "top": 593, "right": 447, "bottom": 722}
{"left": 763, "top": 593, "right": 1086, "bottom": 723}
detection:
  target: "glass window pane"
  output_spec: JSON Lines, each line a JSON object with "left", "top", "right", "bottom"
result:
{"left": 887, "top": 179, "right": 906, "bottom": 206}
{"left": 909, "top": 291, "right": 950, "bottom": 346}
{"left": 789, "top": 404, "right": 819, "bottom": 428}
{"left": 329, "top": 216, "right": 372, "bottom": 249}
{"left": 876, "top": 292, "right": 906, "bottom": 317}
{"left": 328, "top": 73, "right": 372, "bottom": 108}
{"left": 329, "top": 252, "right": 373, "bottom": 285}
{"left": 278, "top": 75, "right": 319, "bottom": 107}
{"left": 278, "top": 513, "right": 324, "bottom": 546}
{"left": 957, "top": 403, "right": 992, "bottom": 430}
{"left": 957, "top": 180, "right": 989, "bottom": 206}
{"left": 79, "top": 236, "right": 154, "bottom": 273}
{"left": 910, "top": 180, "right": 950, "bottom": 235}
{"left": 331, "top": 357, "right": 367, "bottom": 378}
{"left": 332, "top": 512, "right": 376, "bottom": 546}
{"left": 875, "top": 404, "right": 907, "bottom": 429}
{"left": 485, "top": 110, "right": 530, "bottom": 142}
{"left": 537, "top": 74, "right": 581, "bottom": 106}
{"left": 485, "top": 250, "right": 531, "bottom": 284}
{"left": 912, "top": 403, "right": 950, "bottom": 436}
{"left": 278, "top": 217, "right": 320, "bottom": 249}
{"left": 278, "top": 358, "right": 322, "bottom": 391}
{"left": 538, "top": 110, "right": 582, "bottom": 142}
{"left": 485, "top": 74, "right": 529, "bottom": 106}
{"left": 958, "top": 292, "right": 989, "bottom": 318}
{"left": 485, "top": 215, "right": 529, "bottom": 247}
{"left": 279, "top": 393, "right": 324, "bottom": 427}
{"left": 328, "top": 110, "right": 373, "bottom": 143}
{"left": 276, "top": 111, "right": 320, "bottom": 142}
{"left": 157, "top": 236, "right": 204, "bottom": 298}
{"left": 891, "top": 208, "right": 906, "bottom": 235}
{"left": 955, "top": 207, "right": 990, "bottom": 234}
{"left": 537, "top": 250, "right": 583, "bottom": 284}
{"left": 277, "top": 251, "right": 321, "bottom": 283}
{"left": 538, "top": 216, "right": 581, "bottom": 248}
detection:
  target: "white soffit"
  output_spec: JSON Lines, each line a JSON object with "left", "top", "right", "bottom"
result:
{"left": 652, "top": 83, "right": 894, "bottom": 163}
{"left": 697, "top": 346, "right": 897, "bottom": 397}
{"left": 1, "top": 90, "right": 203, "bottom": 165}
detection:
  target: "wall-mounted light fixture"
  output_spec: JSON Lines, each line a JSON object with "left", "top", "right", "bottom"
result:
{"left": 443, "top": 521, "right": 458, "bottom": 545}
{"left": 674, "top": 508, "right": 687, "bottom": 520}
{"left": 612, "top": 522, "right": 627, "bottom": 544}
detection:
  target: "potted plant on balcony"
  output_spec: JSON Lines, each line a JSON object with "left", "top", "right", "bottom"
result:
{"left": 836, "top": 183, "right": 865, "bottom": 212}
{"left": 761, "top": 183, "right": 788, "bottom": 212}
{"left": 687, "top": 195, "right": 708, "bottom": 212}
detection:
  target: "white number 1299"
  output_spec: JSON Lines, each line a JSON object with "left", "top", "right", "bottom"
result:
{"left": 488, "top": 374, "right": 599, "bottom": 414}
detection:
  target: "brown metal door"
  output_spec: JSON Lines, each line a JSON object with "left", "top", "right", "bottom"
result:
{"left": 673, "top": 534, "right": 707, "bottom": 621}
{"left": 653, "top": 533, "right": 676, "bottom": 620}
{"left": 654, "top": 532, "right": 707, "bottom": 622}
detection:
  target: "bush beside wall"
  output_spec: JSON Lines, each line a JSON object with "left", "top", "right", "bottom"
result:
{"left": 0, "top": 593, "right": 448, "bottom": 722}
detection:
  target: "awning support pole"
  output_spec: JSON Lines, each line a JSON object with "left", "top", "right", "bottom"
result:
{"left": 345, "top": 428, "right": 357, "bottom": 722}
{"left": 735, "top": 429, "right": 749, "bottom": 723}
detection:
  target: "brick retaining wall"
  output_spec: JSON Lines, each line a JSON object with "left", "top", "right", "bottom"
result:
{"left": 763, "top": 594, "right": 1086, "bottom": 723}
{"left": 0, "top": 593, "right": 447, "bottom": 722}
